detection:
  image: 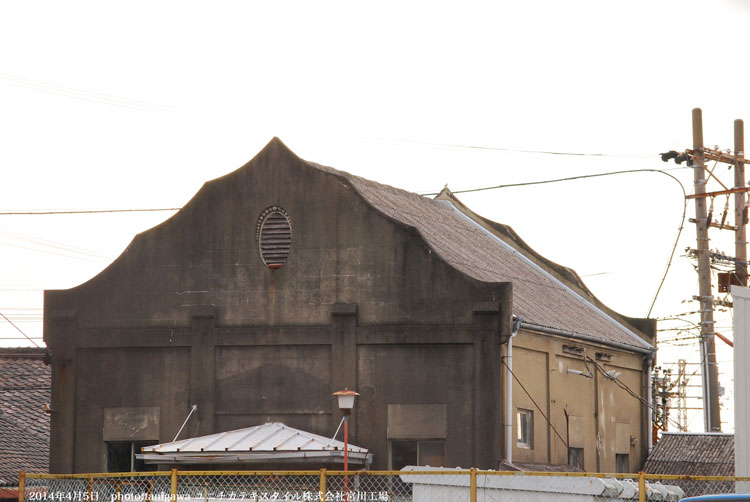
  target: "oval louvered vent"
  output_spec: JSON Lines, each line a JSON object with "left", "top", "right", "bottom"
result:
{"left": 256, "top": 207, "right": 292, "bottom": 269}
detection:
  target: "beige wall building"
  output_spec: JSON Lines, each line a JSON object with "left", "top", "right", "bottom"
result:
{"left": 507, "top": 330, "right": 649, "bottom": 472}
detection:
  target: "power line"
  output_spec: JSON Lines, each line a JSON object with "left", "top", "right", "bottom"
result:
{"left": 0, "top": 208, "right": 180, "bottom": 216}
{"left": 585, "top": 356, "right": 685, "bottom": 432}
{"left": 500, "top": 358, "right": 584, "bottom": 471}
{"left": 367, "top": 137, "right": 659, "bottom": 159}
{"left": 0, "top": 228, "right": 112, "bottom": 264}
{"left": 655, "top": 312, "right": 702, "bottom": 321}
{"left": 421, "top": 168, "right": 682, "bottom": 196}
{"left": 0, "top": 311, "right": 40, "bottom": 348}
{"left": 422, "top": 168, "right": 687, "bottom": 318}
{"left": 0, "top": 72, "right": 175, "bottom": 114}
{"left": 0, "top": 228, "right": 107, "bottom": 258}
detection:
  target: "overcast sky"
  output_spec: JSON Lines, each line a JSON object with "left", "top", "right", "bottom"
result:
{"left": 1, "top": 1, "right": 748, "bottom": 431}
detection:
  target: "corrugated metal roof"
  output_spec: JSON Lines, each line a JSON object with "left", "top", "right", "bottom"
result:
{"left": 142, "top": 422, "right": 368, "bottom": 454}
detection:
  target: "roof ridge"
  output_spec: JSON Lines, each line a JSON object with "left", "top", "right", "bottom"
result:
{"left": 299, "top": 150, "right": 653, "bottom": 353}
{"left": 0, "top": 348, "right": 48, "bottom": 358}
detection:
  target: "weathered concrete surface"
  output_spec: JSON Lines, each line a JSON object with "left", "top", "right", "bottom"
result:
{"left": 44, "top": 138, "right": 651, "bottom": 474}
{"left": 45, "top": 139, "right": 511, "bottom": 472}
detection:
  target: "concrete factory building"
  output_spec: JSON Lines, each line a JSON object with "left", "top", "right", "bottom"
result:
{"left": 44, "top": 138, "right": 655, "bottom": 473}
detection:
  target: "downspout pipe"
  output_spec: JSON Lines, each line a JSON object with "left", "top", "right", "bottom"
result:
{"left": 505, "top": 316, "right": 522, "bottom": 464}
{"left": 647, "top": 354, "right": 654, "bottom": 453}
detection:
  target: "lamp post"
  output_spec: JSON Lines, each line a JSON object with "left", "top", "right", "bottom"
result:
{"left": 333, "top": 389, "right": 359, "bottom": 500}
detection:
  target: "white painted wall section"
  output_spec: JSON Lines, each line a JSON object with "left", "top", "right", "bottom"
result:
{"left": 732, "top": 285, "right": 750, "bottom": 492}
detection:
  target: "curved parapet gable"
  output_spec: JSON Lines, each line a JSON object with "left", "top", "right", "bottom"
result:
{"left": 44, "top": 138, "right": 511, "bottom": 341}
{"left": 44, "top": 137, "right": 651, "bottom": 353}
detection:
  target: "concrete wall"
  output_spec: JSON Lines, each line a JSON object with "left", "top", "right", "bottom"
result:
{"left": 44, "top": 139, "right": 648, "bottom": 474}
{"left": 44, "top": 139, "right": 511, "bottom": 472}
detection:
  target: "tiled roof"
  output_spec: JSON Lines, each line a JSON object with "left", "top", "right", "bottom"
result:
{"left": 307, "top": 157, "right": 653, "bottom": 352}
{"left": 0, "top": 348, "right": 51, "bottom": 486}
{"left": 643, "top": 432, "right": 734, "bottom": 476}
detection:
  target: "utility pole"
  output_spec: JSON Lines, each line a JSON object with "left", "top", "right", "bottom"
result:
{"left": 677, "top": 360, "right": 688, "bottom": 432}
{"left": 735, "top": 119, "right": 747, "bottom": 287}
{"left": 662, "top": 109, "right": 749, "bottom": 432}
{"left": 692, "top": 108, "right": 722, "bottom": 432}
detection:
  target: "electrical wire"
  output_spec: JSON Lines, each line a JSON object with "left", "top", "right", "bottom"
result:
{"left": 422, "top": 168, "right": 687, "bottom": 318}
{"left": 0, "top": 311, "right": 41, "bottom": 348}
{"left": 0, "top": 72, "right": 175, "bottom": 114}
{"left": 655, "top": 312, "right": 702, "bottom": 321}
{"left": 585, "top": 356, "right": 685, "bottom": 431}
{"left": 500, "top": 358, "right": 585, "bottom": 472}
{"left": 367, "top": 137, "right": 658, "bottom": 159}
{"left": 0, "top": 230, "right": 109, "bottom": 262}
{"left": 421, "top": 169, "right": 681, "bottom": 196}
{"left": 0, "top": 208, "right": 180, "bottom": 216}
{"left": 0, "top": 228, "right": 107, "bottom": 258}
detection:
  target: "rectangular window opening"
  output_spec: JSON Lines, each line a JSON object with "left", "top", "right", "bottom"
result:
{"left": 389, "top": 439, "right": 446, "bottom": 470}
{"left": 568, "top": 447, "right": 584, "bottom": 470}
{"left": 616, "top": 453, "right": 630, "bottom": 473}
{"left": 106, "top": 441, "right": 158, "bottom": 472}
{"left": 516, "top": 409, "right": 534, "bottom": 449}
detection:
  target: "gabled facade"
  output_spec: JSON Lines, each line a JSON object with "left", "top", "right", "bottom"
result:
{"left": 44, "top": 138, "right": 655, "bottom": 473}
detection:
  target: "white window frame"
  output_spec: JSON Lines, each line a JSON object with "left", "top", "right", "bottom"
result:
{"left": 516, "top": 408, "right": 534, "bottom": 449}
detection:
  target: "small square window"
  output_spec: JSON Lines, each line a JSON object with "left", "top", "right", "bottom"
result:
{"left": 390, "top": 440, "right": 417, "bottom": 470}
{"left": 616, "top": 453, "right": 630, "bottom": 473}
{"left": 389, "top": 439, "right": 446, "bottom": 470}
{"left": 106, "top": 441, "right": 158, "bottom": 472}
{"left": 568, "top": 447, "right": 584, "bottom": 470}
{"left": 516, "top": 409, "right": 533, "bottom": 449}
{"left": 418, "top": 440, "right": 445, "bottom": 467}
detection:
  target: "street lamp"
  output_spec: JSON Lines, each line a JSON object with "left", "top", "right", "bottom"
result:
{"left": 333, "top": 389, "right": 359, "bottom": 499}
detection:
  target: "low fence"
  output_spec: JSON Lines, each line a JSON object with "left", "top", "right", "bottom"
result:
{"left": 19, "top": 469, "right": 750, "bottom": 502}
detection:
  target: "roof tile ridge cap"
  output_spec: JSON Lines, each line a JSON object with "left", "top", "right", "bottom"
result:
{"left": 300, "top": 158, "right": 455, "bottom": 233}
{"left": 301, "top": 160, "right": 510, "bottom": 289}
{"left": 303, "top": 159, "right": 438, "bottom": 203}
{"left": 0, "top": 348, "right": 48, "bottom": 358}
{"left": 437, "top": 188, "right": 595, "bottom": 289}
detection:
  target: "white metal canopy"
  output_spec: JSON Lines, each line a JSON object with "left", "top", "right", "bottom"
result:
{"left": 137, "top": 422, "right": 372, "bottom": 465}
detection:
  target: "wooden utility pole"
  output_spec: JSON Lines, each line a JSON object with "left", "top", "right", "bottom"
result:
{"left": 663, "top": 110, "right": 748, "bottom": 432}
{"left": 735, "top": 119, "right": 747, "bottom": 287}
{"left": 692, "top": 108, "right": 722, "bottom": 431}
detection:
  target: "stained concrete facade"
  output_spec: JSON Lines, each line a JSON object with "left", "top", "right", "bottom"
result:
{"left": 44, "top": 138, "right": 655, "bottom": 473}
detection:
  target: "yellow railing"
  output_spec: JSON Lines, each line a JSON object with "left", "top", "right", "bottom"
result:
{"left": 20, "top": 469, "right": 750, "bottom": 502}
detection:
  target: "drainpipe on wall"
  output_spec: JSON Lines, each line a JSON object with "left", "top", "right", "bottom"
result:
{"left": 505, "top": 316, "right": 522, "bottom": 464}
{"left": 647, "top": 355, "right": 654, "bottom": 453}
